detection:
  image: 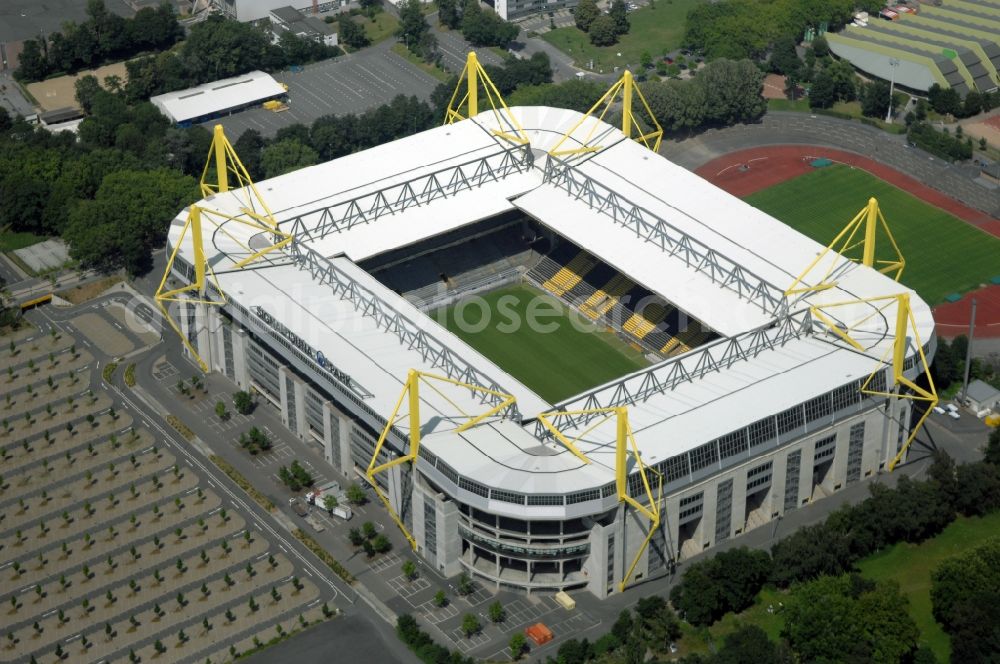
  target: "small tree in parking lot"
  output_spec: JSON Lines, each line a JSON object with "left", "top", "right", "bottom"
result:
{"left": 402, "top": 560, "right": 417, "bottom": 581}
{"left": 461, "top": 613, "right": 481, "bottom": 638}
{"left": 232, "top": 390, "right": 253, "bottom": 415}
{"left": 346, "top": 482, "right": 367, "bottom": 505}
{"left": 433, "top": 590, "right": 447, "bottom": 607}
{"left": 323, "top": 494, "right": 338, "bottom": 513}
{"left": 215, "top": 400, "right": 228, "bottom": 420}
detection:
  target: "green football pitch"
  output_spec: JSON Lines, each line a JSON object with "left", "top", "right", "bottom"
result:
{"left": 744, "top": 165, "right": 1000, "bottom": 305}
{"left": 433, "top": 284, "right": 649, "bottom": 403}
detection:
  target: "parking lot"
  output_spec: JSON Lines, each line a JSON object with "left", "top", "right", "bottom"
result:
{"left": 432, "top": 30, "right": 504, "bottom": 73}
{"left": 209, "top": 42, "right": 443, "bottom": 139}
{"left": 0, "top": 315, "right": 335, "bottom": 663}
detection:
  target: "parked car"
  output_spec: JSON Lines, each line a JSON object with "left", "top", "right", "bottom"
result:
{"left": 948, "top": 410, "right": 960, "bottom": 420}
{"left": 933, "top": 405, "right": 946, "bottom": 415}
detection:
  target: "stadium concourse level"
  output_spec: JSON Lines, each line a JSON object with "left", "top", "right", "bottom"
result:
{"left": 360, "top": 214, "right": 715, "bottom": 359}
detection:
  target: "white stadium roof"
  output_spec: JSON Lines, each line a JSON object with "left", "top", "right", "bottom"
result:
{"left": 168, "top": 106, "right": 935, "bottom": 508}
{"left": 150, "top": 71, "right": 285, "bottom": 124}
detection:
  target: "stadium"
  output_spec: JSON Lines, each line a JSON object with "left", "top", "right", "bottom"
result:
{"left": 160, "top": 58, "right": 937, "bottom": 599}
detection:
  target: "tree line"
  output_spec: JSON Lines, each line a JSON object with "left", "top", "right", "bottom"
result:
{"left": 437, "top": 0, "right": 520, "bottom": 48}
{"left": 118, "top": 15, "right": 337, "bottom": 104}
{"left": 0, "top": 53, "right": 555, "bottom": 277}
{"left": 639, "top": 59, "right": 768, "bottom": 134}
{"left": 668, "top": 437, "right": 1000, "bottom": 663}
{"left": 572, "top": 0, "right": 631, "bottom": 47}
{"left": 16, "top": 0, "right": 181, "bottom": 82}
{"left": 683, "top": 0, "right": 882, "bottom": 62}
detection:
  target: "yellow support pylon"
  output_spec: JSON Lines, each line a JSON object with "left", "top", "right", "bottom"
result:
{"left": 809, "top": 293, "right": 937, "bottom": 470}
{"left": 155, "top": 124, "right": 294, "bottom": 372}
{"left": 785, "top": 197, "right": 905, "bottom": 297}
{"left": 538, "top": 407, "right": 664, "bottom": 592}
{"left": 444, "top": 52, "right": 529, "bottom": 146}
{"left": 366, "top": 370, "right": 517, "bottom": 549}
{"left": 548, "top": 70, "right": 663, "bottom": 157}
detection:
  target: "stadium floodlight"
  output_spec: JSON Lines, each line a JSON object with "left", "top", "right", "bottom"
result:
{"left": 444, "top": 51, "right": 529, "bottom": 147}
{"left": 538, "top": 406, "right": 663, "bottom": 591}
{"left": 155, "top": 125, "right": 294, "bottom": 371}
{"left": 809, "top": 292, "right": 937, "bottom": 470}
{"left": 366, "top": 369, "right": 518, "bottom": 549}
{"left": 785, "top": 196, "right": 905, "bottom": 298}
{"left": 548, "top": 69, "right": 663, "bottom": 157}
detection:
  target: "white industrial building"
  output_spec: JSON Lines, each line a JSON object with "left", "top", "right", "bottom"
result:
{"left": 165, "top": 106, "right": 936, "bottom": 598}
{"left": 150, "top": 71, "right": 286, "bottom": 126}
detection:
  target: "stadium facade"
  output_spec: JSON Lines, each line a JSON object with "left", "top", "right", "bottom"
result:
{"left": 164, "top": 105, "right": 936, "bottom": 599}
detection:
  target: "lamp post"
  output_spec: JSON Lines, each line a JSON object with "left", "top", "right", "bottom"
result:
{"left": 886, "top": 57, "right": 900, "bottom": 123}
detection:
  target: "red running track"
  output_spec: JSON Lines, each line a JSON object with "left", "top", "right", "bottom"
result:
{"left": 694, "top": 145, "right": 1000, "bottom": 337}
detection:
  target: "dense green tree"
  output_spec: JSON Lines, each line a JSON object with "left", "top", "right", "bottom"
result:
{"left": 634, "top": 595, "right": 680, "bottom": 652}
{"left": 962, "top": 90, "right": 982, "bottom": 117}
{"left": 507, "top": 78, "right": 602, "bottom": 112}
{"left": 928, "top": 84, "right": 961, "bottom": 117}
{"left": 931, "top": 537, "right": 1000, "bottom": 631}
{"left": 0, "top": 108, "right": 10, "bottom": 132}
{"left": 180, "top": 16, "right": 281, "bottom": 83}
{"left": 338, "top": 15, "right": 371, "bottom": 50}
{"left": 16, "top": 40, "right": 48, "bottom": 81}
{"left": 438, "top": 0, "right": 461, "bottom": 29}
{"left": 574, "top": 0, "right": 600, "bottom": 31}
{"left": 715, "top": 625, "right": 779, "bottom": 664}
{"left": 485, "top": 52, "right": 552, "bottom": 94}
{"left": 697, "top": 59, "right": 767, "bottom": 126}
{"left": 769, "top": 36, "right": 800, "bottom": 75}
{"left": 811, "top": 35, "right": 830, "bottom": 57}
{"left": 641, "top": 79, "right": 706, "bottom": 132}
{"left": 808, "top": 69, "right": 837, "bottom": 109}
{"left": 0, "top": 172, "right": 50, "bottom": 234}
{"left": 233, "top": 129, "right": 266, "bottom": 181}
{"left": 460, "top": 0, "right": 518, "bottom": 48}
{"left": 986, "top": 426, "right": 1000, "bottom": 466}
{"left": 74, "top": 75, "right": 104, "bottom": 114}
{"left": 63, "top": 168, "right": 198, "bottom": 274}
{"left": 588, "top": 15, "right": 619, "bottom": 47}
{"left": 397, "top": 0, "right": 436, "bottom": 60}
{"left": 609, "top": 0, "right": 629, "bottom": 35}
{"left": 783, "top": 575, "right": 918, "bottom": 663}
{"left": 260, "top": 138, "right": 319, "bottom": 179}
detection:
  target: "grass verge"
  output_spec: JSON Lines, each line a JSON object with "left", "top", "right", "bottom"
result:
{"left": 744, "top": 164, "right": 1000, "bottom": 304}
{"left": 209, "top": 454, "right": 277, "bottom": 512}
{"left": 390, "top": 43, "right": 451, "bottom": 82}
{"left": 361, "top": 11, "right": 400, "bottom": 45}
{"left": 124, "top": 362, "right": 136, "bottom": 387}
{"left": 541, "top": 0, "right": 702, "bottom": 71}
{"left": 166, "top": 413, "right": 195, "bottom": 440}
{"left": 0, "top": 230, "right": 47, "bottom": 252}
{"left": 56, "top": 275, "right": 123, "bottom": 304}
{"left": 292, "top": 529, "right": 356, "bottom": 584}
{"left": 433, "top": 284, "right": 648, "bottom": 402}
{"left": 102, "top": 361, "right": 118, "bottom": 383}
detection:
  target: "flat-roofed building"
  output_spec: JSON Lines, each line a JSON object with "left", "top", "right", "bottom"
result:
{"left": 150, "top": 70, "right": 287, "bottom": 126}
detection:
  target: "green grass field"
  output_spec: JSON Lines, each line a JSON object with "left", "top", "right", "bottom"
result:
{"left": 857, "top": 511, "right": 1000, "bottom": 662}
{"left": 744, "top": 165, "right": 1000, "bottom": 304}
{"left": 433, "top": 284, "right": 648, "bottom": 402}
{"left": 541, "top": 0, "right": 703, "bottom": 71}
{"left": 0, "top": 230, "right": 46, "bottom": 253}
